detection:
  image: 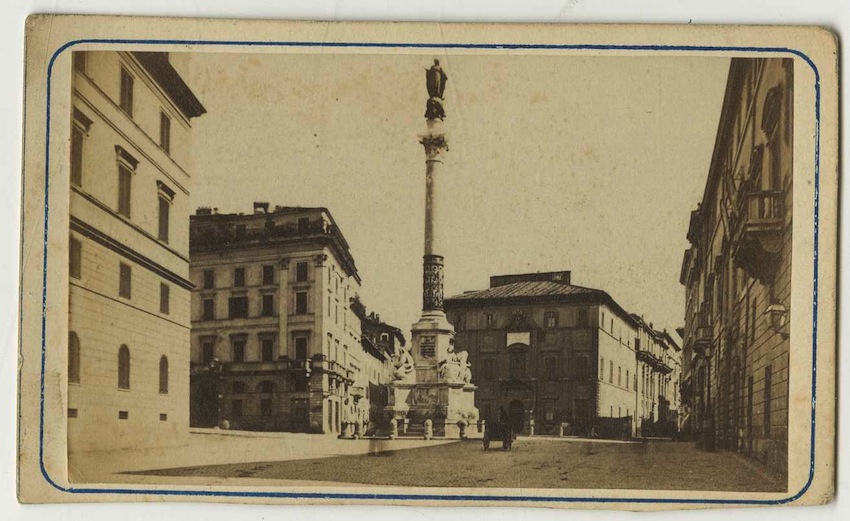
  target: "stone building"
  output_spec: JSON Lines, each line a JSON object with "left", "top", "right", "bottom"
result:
{"left": 67, "top": 51, "right": 206, "bottom": 452}
{"left": 631, "top": 315, "right": 682, "bottom": 437}
{"left": 679, "top": 58, "right": 792, "bottom": 475}
{"left": 445, "top": 271, "right": 653, "bottom": 438}
{"left": 188, "top": 204, "right": 397, "bottom": 435}
{"left": 355, "top": 307, "right": 406, "bottom": 433}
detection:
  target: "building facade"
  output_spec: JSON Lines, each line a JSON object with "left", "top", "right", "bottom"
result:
{"left": 632, "top": 315, "right": 682, "bottom": 437}
{"left": 445, "top": 271, "right": 679, "bottom": 438}
{"left": 67, "top": 51, "right": 206, "bottom": 452}
{"left": 188, "top": 204, "right": 397, "bottom": 436}
{"left": 679, "top": 58, "right": 792, "bottom": 475}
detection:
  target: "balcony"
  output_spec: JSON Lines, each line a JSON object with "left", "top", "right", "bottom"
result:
{"left": 693, "top": 308, "right": 713, "bottom": 357}
{"left": 732, "top": 190, "right": 786, "bottom": 282}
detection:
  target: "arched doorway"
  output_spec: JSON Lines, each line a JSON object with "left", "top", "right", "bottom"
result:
{"left": 509, "top": 399, "right": 525, "bottom": 435}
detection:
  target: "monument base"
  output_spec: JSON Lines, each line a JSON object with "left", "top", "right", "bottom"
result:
{"left": 385, "top": 310, "right": 479, "bottom": 439}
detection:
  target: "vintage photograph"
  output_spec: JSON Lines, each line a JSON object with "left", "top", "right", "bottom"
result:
{"left": 65, "top": 49, "right": 792, "bottom": 491}
{"left": 16, "top": 17, "right": 838, "bottom": 508}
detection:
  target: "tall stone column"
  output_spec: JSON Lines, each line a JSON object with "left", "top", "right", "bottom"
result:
{"left": 385, "top": 60, "right": 477, "bottom": 439}
{"left": 420, "top": 123, "right": 448, "bottom": 315}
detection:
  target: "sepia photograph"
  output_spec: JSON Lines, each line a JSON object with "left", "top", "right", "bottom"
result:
{"left": 16, "top": 17, "right": 838, "bottom": 509}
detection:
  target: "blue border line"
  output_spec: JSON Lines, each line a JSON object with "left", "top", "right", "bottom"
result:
{"left": 36, "top": 38, "right": 821, "bottom": 505}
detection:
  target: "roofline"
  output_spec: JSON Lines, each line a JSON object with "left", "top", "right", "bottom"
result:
{"left": 129, "top": 52, "right": 206, "bottom": 119}
{"left": 445, "top": 288, "right": 639, "bottom": 330}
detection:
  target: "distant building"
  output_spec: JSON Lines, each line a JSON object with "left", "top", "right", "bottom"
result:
{"left": 355, "top": 307, "right": 406, "bottom": 432}
{"left": 679, "top": 58, "right": 792, "bottom": 475}
{"left": 445, "top": 271, "right": 677, "bottom": 438}
{"left": 631, "top": 315, "right": 682, "bottom": 437}
{"left": 188, "top": 204, "right": 398, "bottom": 436}
{"left": 67, "top": 51, "right": 206, "bottom": 452}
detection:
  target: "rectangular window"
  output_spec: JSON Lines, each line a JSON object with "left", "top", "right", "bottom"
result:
{"left": 158, "top": 197, "right": 170, "bottom": 242}
{"left": 232, "top": 340, "right": 245, "bottom": 363}
{"left": 485, "top": 313, "right": 495, "bottom": 328}
{"left": 295, "top": 337, "right": 308, "bottom": 360}
{"left": 159, "top": 283, "right": 169, "bottom": 314}
{"left": 545, "top": 311, "right": 557, "bottom": 328}
{"left": 295, "top": 291, "right": 308, "bottom": 314}
{"left": 228, "top": 296, "right": 248, "bottom": 319}
{"left": 202, "top": 298, "right": 215, "bottom": 320}
{"left": 546, "top": 356, "right": 558, "bottom": 380}
{"left": 71, "top": 125, "right": 84, "bottom": 187}
{"left": 68, "top": 408, "right": 78, "bottom": 418}
{"left": 609, "top": 361, "right": 614, "bottom": 383}
{"left": 262, "top": 265, "right": 275, "bottom": 285}
{"left": 261, "top": 399, "right": 272, "bottom": 417}
{"left": 118, "top": 411, "right": 129, "bottom": 420}
{"left": 577, "top": 308, "right": 589, "bottom": 327}
{"left": 261, "top": 338, "right": 274, "bottom": 362}
{"left": 202, "top": 340, "right": 214, "bottom": 364}
{"left": 261, "top": 294, "right": 274, "bottom": 316}
{"left": 203, "top": 269, "right": 215, "bottom": 289}
{"left": 69, "top": 236, "right": 82, "bottom": 279}
{"left": 618, "top": 366, "right": 622, "bottom": 387}
{"left": 234, "top": 267, "right": 245, "bottom": 287}
{"left": 764, "top": 366, "right": 772, "bottom": 436}
{"left": 159, "top": 111, "right": 171, "bottom": 153}
{"left": 626, "top": 370, "right": 630, "bottom": 389}
{"left": 231, "top": 400, "right": 243, "bottom": 418}
{"left": 118, "top": 263, "right": 131, "bottom": 299}
{"left": 119, "top": 67, "right": 134, "bottom": 116}
{"left": 117, "top": 164, "right": 132, "bottom": 218}
{"left": 600, "top": 358, "right": 605, "bottom": 380}
{"left": 296, "top": 261, "right": 308, "bottom": 282}
{"left": 159, "top": 413, "right": 168, "bottom": 422}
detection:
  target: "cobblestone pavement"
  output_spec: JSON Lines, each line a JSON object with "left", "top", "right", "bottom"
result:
{"left": 134, "top": 438, "right": 786, "bottom": 492}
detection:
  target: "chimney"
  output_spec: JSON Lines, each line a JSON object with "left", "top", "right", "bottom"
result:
{"left": 254, "top": 202, "right": 270, "bottom": 214}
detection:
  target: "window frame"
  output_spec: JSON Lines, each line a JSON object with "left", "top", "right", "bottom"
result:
{"left": 159, "top": 283, "right": 170, "bottom": 314}
{"left": 117, "top": 345, "right": 130, "bottom": 390}
{"left": 69, "top": 236, "right": 82, "bottom": 280}
{"left": 158, "top": 355, "right": 169, "bottom": 394}
{"left": 118, "top": 262, "right": 132, "bottom": 299}
{"left": 159, "top": 110, "right": 171, "bottom": 154}
{"left": 68, "top": 332, "right": 81, "bottom": 384}
{"left": 295, "top": 291, "right": 308, "bottom": 314}
{"left": 119, "top": 66, "right": 134, "bottom": 117}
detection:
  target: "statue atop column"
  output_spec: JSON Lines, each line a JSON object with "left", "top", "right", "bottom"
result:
{"left": 424, "top": 59, "right": 448, "bottom": 120}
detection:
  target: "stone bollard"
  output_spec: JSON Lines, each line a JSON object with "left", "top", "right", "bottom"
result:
{"left": 424, "top": 419, "right": 433, "bottom": 440}
{"left": 389, "top": 418, "right": 398, "bottom": 439}
{"left": 529, "top": 418, "right": 535, "bottom": 437}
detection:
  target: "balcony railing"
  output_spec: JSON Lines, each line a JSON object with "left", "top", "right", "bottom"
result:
{"left": 693, "top": 307, "right": 712, "bottom": 356}
{"left": 732, "top": 189, "right": 786, "bottom": 282}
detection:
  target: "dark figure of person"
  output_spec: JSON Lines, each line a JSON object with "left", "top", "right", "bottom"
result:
{"left": 499, "top": 406, "right": 509, "bottom": 427}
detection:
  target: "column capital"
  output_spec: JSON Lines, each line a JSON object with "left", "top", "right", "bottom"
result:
{"left": 419, "top": 134, "right": 449, "bottom": 161}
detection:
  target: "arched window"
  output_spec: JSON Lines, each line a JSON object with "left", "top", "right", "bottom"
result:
{"left": 68, "top": 332, "right": 81, "bottom": 384}
{"left": 118, "top": 345, "right": 130, "bottom": 389}
{"left": 159, "top": 355, "right": 169, "bottom": 394}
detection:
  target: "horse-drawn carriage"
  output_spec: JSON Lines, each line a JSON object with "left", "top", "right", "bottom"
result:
{"left": 482, "top": 420, "right": 513, "bottom": 451}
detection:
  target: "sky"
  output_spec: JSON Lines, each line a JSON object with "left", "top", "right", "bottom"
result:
{"left": 183, "top": 51, "right": 730, "bottom": 338}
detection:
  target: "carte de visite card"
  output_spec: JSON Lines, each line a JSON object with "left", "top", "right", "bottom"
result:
{"left": 17, "top": 15, "right": 838, "bottom": 509}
